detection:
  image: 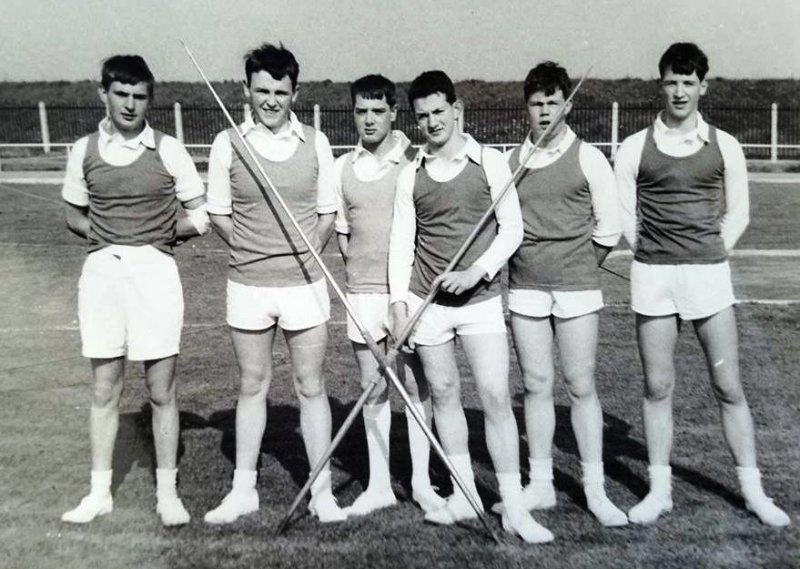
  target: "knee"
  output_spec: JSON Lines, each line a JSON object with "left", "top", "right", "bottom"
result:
{"left": 564, "top": 373, "right": 596, "bottom": 402}
{"left": 644, "top": 375, "right": 674, "bottom": 402}
{"left": 479, "top": 383, "right": 512, "bottom": 416}
{"left": 428, "top": 376, "right": 459, "bottom": 404}
{"left": 149, "top": 381, "right": 176, "bottom": 408}
{"left": 712, "top": 380, "right": 746, "bottom": 406}
{"left": 522, "top": 369, "right": 554, "bottom": 399}
{"left": 239, "top": 368, "right": 270, "bottom": 399}
{"left": 92, "top": 377, "right": 123, "bottom": 408}
{"left": 294, "top": 374, "right": 325, "bottom": 400}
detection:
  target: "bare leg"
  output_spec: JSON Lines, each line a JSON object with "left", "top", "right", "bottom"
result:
{"left": 62, "top": 357, "right": 124, "bottom": 523}
{"left": 629, "top": 314, "right": 678, "bottom": 524}
{"left": 205, "top": 326, "right": 276, "bottom": 524}
{"left": 461, "top": 333, "right": 553, "bottom": 543}
{"left": 510, "top": 314, "right": 557, "bottom": 509}
{"left": 555, "top": 314, "right": 626, "bottom": 526}
{"left": 286, "top": 323, "right": 345, "bottom": 523}
{"left": 694, "top": 307, "right": 789, "bottom": 526}
{"left": 145, "top": 355, "right": 189, "bottom": 525}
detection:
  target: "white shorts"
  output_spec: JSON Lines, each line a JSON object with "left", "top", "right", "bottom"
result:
{"left": 508, "top": 288, "right": 603, "bottom": 319}
{"left": 78, "top": 245, "right": 183, "bottom": 361}
{"left": 346, "top": 292, "right": 391, "bottom": 344}
{"left": 407, "top": 293, "right": 507, "bottom": 346}
{"left": 630, "top": 260, "right": 735, "bottom": 320}
{"left": 227, "top": 278, "right": 330, "bottom": 331}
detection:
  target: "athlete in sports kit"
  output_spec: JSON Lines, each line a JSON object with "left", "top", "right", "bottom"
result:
{"left": 389, "top": 70, "right": 553, "bottom": 543}
{"left": 203, "top": 43, "right": 345, "bottom": 524}
{"left": 505, "top": 62, "right": 627, "bottom": 527}
{"left": 334, "top": 74, "right": 444, "bottom": 516}
{"left": 615, "top": 42, "right": 790, "bottom": 527}
{"left": 61, "top": 55, "right": 209, "bottom": 526}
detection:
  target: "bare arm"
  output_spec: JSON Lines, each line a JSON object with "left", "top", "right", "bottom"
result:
{"left": 210, "top": 213, "right": 233, "bottom": 247}
{"left": 316, "top": 212, "right": 336, "bottom": 253}
{"left": 337, "top": 232, "right": 349, "bottom": 262}
{"left": 175, "top": 196, "right": 208, "bottom": 241}
{"left": 65, "top": 202, "right": 90, "bottom": 239}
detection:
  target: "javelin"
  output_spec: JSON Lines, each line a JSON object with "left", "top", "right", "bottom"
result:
{"left": 385, "top": 63, "right": 596, "bottom": 362}
{"left": 180, "top": 41, "right": 499, "bottom": 542}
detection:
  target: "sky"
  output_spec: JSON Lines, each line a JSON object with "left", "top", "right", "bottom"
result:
{"left": 2, "top": 0, "right": 799, "bottom": 82}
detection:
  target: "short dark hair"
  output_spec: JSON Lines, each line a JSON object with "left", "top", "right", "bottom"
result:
{"left": 101, "top": 55, "right": 154, "bottom": 97}
{"left": 408, "top": 70, "right": 456, "bottom": 107}
{"left": 350, "top": 74, "right": 397, "bottom": 107}
{"left": 658, "top": 42, "right": 709, "bottom": 81}
{"left": 523, "top": 61, "right": 571, "bottom": 102}
{"left": 244, "top": 43, "right": 299, "bottom": 88}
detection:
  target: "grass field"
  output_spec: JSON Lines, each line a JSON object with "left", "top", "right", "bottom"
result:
{"left": 0, "top": 181, "right": 798, "bottom": 568}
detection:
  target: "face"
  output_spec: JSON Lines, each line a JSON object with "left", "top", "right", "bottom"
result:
{"left": 660, "top": 67, "right": 707, "bottom": 125}
{"left": 98, "top": 81, "right": 150, "bottom": 135}
{"left": 412, "top": 92, "right": 460, "bottom": 149}
{"left": 526, "top": 88, "right": 571, "bottom": 143}
{"left": 244, "top": 70, "right": 298, "bottom": 132}
{"left": 353, "top": 94, "right": 396, "bottom": 147}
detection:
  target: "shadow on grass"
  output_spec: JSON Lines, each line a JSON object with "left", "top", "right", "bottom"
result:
{"left": 110, "top": 397, "right": 741, "bottom": 511}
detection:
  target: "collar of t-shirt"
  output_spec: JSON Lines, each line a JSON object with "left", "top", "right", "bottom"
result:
{"left": 416, "top": 133, "right": 482, "bottom": 183}
{"left": 518, "top": 126, "right": 576, "bottom": 170}
{"left": 238, "top": 111, "right": 306, "bottom": 161}
{"left": 653, "top": 111, "right": 711, "bottom": 157}
{"left": 95, "top": 118, "right": 156, "bottom": 165}
{"left": 350, "top": 130, "right": 410, "bottom": 181}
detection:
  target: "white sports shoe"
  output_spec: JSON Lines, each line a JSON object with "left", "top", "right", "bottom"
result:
{"left": 61, "top": 493, "right": 113, "bottom": 524}
{"left": 204, "top": 488, "right": 259, "bottom": 524}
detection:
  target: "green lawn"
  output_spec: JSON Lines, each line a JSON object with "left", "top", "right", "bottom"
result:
{"left": 0, "top": 182, "right": 798, "bottom": 568}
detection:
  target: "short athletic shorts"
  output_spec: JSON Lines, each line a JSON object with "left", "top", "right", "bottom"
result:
{"left": 508, "top": 288, "right": 604, "bottom": 319}
{"left": 630, "top": 260, "right": 735, "bottom": 320}
{"left": 227, "top": 278, "right": 330, "bottom": 331}
{"left": 406, "top": 293, "right": 507, "bottom": 346}
{"left": 78, "top": 245, "right": 183, "bottom": 361}
{"left": 345, "top": 292, "right": 391, "bottom": 344}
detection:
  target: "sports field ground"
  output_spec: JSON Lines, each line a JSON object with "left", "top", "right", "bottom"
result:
{"left": 0, "top": 179, "right": 798, "bottom": 568}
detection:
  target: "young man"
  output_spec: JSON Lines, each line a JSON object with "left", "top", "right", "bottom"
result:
{"left": 615, "top": 42, "right": 790, "bottom": 526}
{"left": 505, "top": 62, "right": 627, "bottom": 527}
{"left": 389, "top": 70, "right": 553, "bottom": 543}
{"left": 334, "top": 74, "right": 445, "bottom": 517}
{"left": 204, "top": 43, "right": 345, "bottom": 524}
{"left": 61, "top": 55, "right": 209, "bottom": 526}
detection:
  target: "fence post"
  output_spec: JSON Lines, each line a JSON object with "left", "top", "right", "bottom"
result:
{"left": 174, "top": 102, "right": 184, "bottom": 143}
{"left": 39, "top": 101, "right": 51, "bottom": 154}
{"left": 770, "top": 103, "right": 778, "bottom": 163}
{"left": 243, "top": 103, "right": 251, "bottom": 122}
{"left": 611, "top": 102, "right": 619, "bottom": 160}
{"left": 313, "top": 104, "right": 321, "bottom": 131}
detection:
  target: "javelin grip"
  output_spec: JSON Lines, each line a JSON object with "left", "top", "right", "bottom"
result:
{"left": 388, "top": 64, "right": 595, "bottom": 353}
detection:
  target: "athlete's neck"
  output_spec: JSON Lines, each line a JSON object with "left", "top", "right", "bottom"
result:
{"left": 428, "top": 131, "right": 467, "bottom": 161}
{"left": 362, "top": 131, "right": 396, "bottom": 158}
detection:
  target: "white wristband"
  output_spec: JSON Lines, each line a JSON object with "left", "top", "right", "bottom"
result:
{"left": 185, "top": 203, "right": 211, "bottom": 235}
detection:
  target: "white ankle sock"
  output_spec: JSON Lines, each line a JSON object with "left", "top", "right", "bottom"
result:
{"left": 232, "top": 469, "right": 257, "bottom": 491}
{"left": 363, "top": 401, "right": 392, "bottom": 491}
{"left": 736, "top": 466, "right": 791, "bottom": 526}
{"left": 91, "top": 469, "right": 113, "bottom": 495}
{"left": 156, "top": 468, "right": 178, "bottom": 496}
{"left": 448, "top": 453, "right": 480, "bottom": 504}
{"left": 406, "top": 402, "right": 433, "bottom": 489}
{"left": 581, "top": 462, "right": 627, "bottom": 526}
{"left": 529, "top": 458, "right": 554, "bottom": 484}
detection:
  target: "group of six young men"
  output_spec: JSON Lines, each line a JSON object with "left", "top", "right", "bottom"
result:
{"left": 60, "top": 41, "right": 790, "bottom": 543}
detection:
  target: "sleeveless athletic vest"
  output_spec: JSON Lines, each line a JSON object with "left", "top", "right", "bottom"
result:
{"left": 82, "top": 130, "right": 178, "bottom": 254}
{"left": 227, "top": 124, "right": 323, "bottom": 286}
{"left": 409, "top": 154, "right": 499, "bottom": 306}
{"left": 340, "top": 145, "right": 416, "bottom": 293}
{"left": 635, "top": 125, "right": 727, "bottom": 264}
{"left": 507, "top": 139, "right": 599, "bottom": 290}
